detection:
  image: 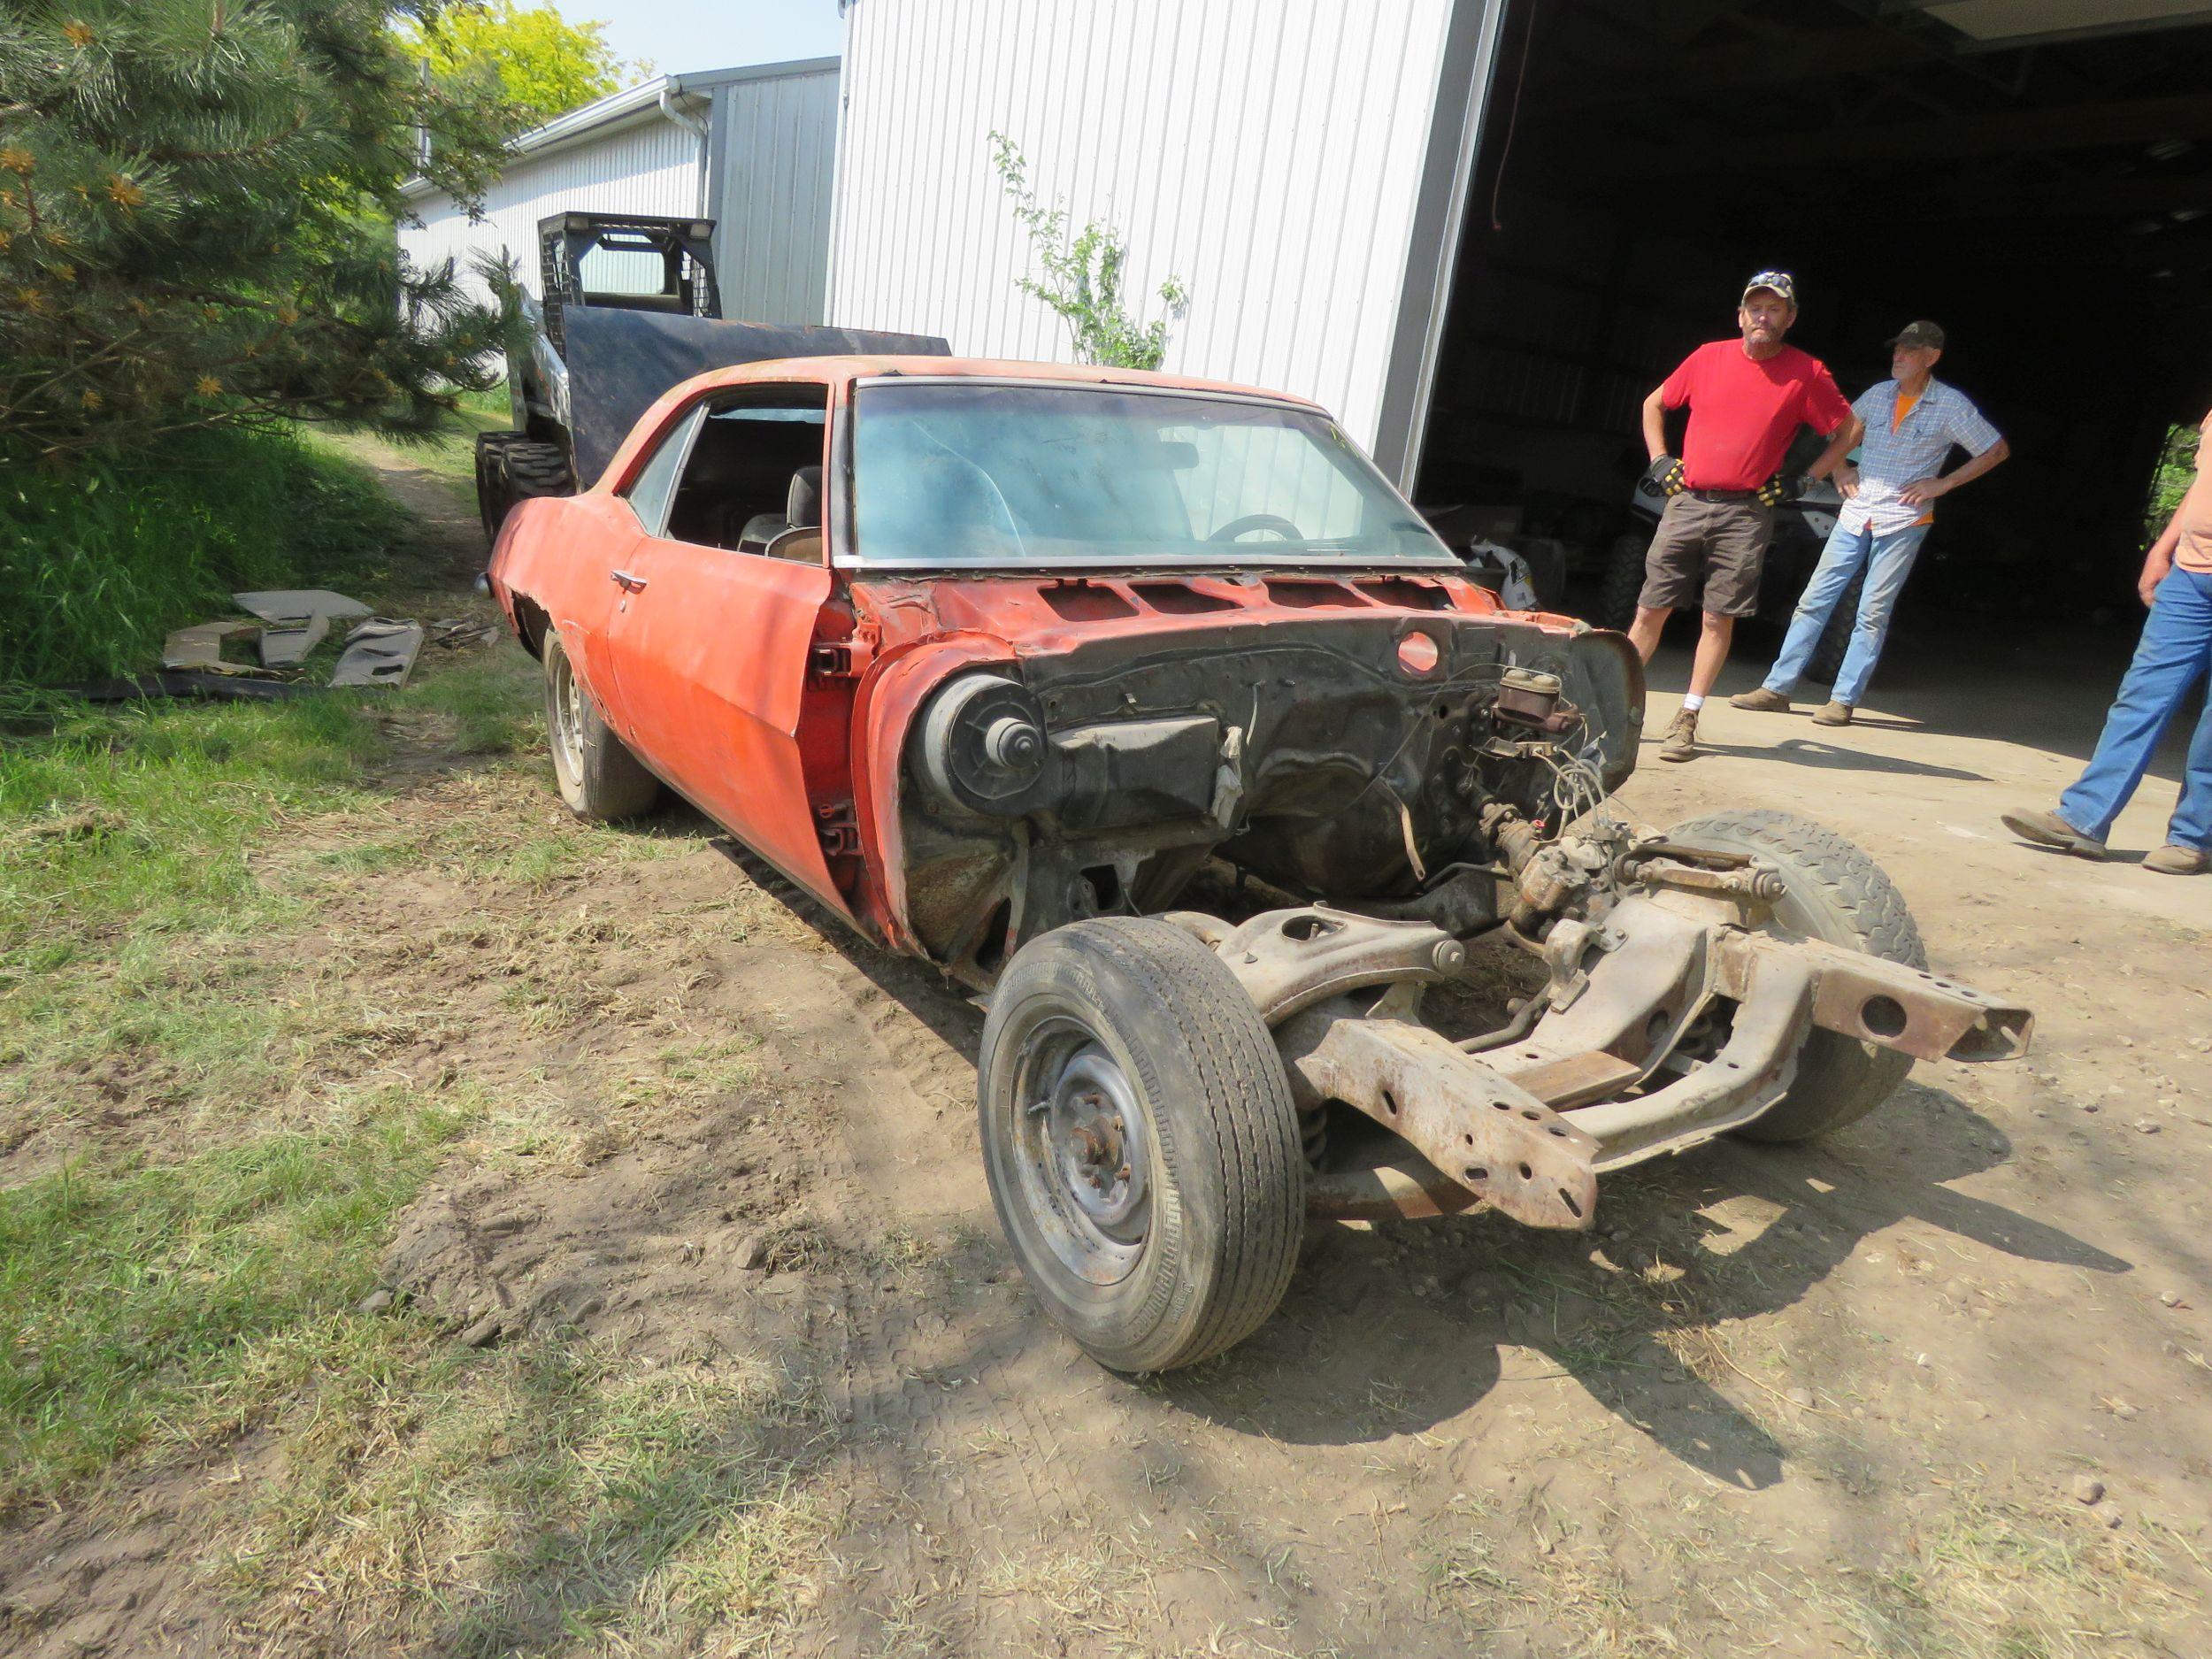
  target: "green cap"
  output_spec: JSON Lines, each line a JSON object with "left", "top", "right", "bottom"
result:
{"left": 1886, "top": 320, "right": 1946, "bottom": 350}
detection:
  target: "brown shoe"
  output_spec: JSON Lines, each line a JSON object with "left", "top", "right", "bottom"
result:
{"left": 1731, "top": 687, "right": 1791, "bottom": 712}
{"left": 1810, "top": 701, "right": 1853, "bottom": 726}
{"left": 1659, "top": 709, "right": 1699, "bottom": 762}
{"left": 2144, "top": 843, "right": 2209, "bottom": 875}
{"left": 2001, "top": 808, "right": 2108, "bottom": 860}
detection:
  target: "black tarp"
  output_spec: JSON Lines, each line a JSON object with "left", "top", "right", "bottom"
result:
{"left": 562, "top": 309, "right": 950, "bottom": 486}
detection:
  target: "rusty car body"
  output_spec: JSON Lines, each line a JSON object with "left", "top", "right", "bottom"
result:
{"left": 488, "top": 356, "right": 2032, "bottom": 1372}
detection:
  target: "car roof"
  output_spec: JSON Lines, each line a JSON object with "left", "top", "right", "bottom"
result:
{"left": 672, "top": 354, "right": 1325, "bottom": 409}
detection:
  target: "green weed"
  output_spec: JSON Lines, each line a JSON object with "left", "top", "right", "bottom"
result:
{"left": 0, "top": 428, "right": 411, "bottom": 687}
{"left": 0, "top": 1092, "right": 474, "bottom": 1512}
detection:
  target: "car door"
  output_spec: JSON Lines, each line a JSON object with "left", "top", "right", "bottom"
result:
{"left": 588, "top": 400, "right": 705, "bottom": 734}
{"left": 601, "top": 385, "right": 846, "bottom": 910}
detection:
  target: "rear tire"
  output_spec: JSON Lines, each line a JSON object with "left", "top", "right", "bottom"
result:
{"left": 543, "top": 629, "right": 660, "bottom": 821}
{"left": 979, "top": 918, "right": 1304, "bottom": 1372}
{"left": 1666, "top": 809, "right": 1925, "bottom": 1142}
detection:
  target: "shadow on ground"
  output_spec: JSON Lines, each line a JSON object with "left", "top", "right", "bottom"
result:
{"left": 664, "top": 819, "right": 2131, "bottom": 1494}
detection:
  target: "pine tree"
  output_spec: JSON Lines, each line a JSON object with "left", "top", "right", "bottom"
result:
{"left": 0, "top": 0, "right": 515, "bottom": 459}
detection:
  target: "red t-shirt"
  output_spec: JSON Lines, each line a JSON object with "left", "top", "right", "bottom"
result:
{"left": 1659, "top": 341, "right": 1852, "bottom": 492}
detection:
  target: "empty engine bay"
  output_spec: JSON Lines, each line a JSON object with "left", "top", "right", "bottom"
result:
{"left": 897, "top": 616, "right": 1644, "bottom": 982}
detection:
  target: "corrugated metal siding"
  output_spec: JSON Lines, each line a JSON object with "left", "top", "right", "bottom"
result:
{"left": 828, "top": 0, "right": 1457, "bottom": 457}
{"left": 710, "top": 70, "right": 840, "bottom": 324}
{"left": 400, "top": 113, "right": 704, "bottom": 306}
{"left": 398, "top": 65, "right": 840, "bottom": 325}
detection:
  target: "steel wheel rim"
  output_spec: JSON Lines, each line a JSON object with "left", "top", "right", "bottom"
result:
{"left": 550, "top": 653, "right": 587, "bottom": 782}
{"left": 1010, "top": 1016, "right": 1152, "bottom": 1286}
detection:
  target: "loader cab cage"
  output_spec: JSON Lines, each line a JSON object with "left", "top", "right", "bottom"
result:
{"left": 535, "top": 213, "right": 721, "bottom": 356}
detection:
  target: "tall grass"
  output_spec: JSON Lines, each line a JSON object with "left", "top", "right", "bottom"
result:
{"left": 0, "top": 426, "right": 410, "bottom": 687}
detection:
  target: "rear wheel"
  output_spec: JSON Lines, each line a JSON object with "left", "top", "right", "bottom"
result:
{"left": 1666, "top": 809, "right": 1926, "bottom": 1141}
{"left": 543, "top": 629, "right": 660, "bottom": 821}
{"left": 979, "top": 918, "right": 1305, "bottom": 1372}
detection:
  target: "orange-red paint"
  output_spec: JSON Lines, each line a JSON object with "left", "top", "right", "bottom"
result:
{"left": 488, "top": 357, "right": 1588, "bottom": 953}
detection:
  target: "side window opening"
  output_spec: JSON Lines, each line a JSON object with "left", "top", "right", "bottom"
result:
{"left": 664, "top": 388, "right": 831, "bottom": 559}
{"left": 619, "top": 405, "right": 703, "bottom": 537}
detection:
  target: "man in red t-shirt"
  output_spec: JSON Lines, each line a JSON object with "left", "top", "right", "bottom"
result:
{"left": 1629, "top": 272, "right": 1859, "bottom": 760}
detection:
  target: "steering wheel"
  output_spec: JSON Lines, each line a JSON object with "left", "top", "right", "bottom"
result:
{"left": 1207, "top": 512, "right": 1304, "bottom": 543}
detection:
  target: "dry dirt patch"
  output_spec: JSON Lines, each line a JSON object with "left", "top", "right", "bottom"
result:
{"left": 6, "top": 443, "right": 2210, "bottom": 1655}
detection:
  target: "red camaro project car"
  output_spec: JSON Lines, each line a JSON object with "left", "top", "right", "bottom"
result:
{"left": 488, "top": 357, "right": 2032, "bottom": 1373}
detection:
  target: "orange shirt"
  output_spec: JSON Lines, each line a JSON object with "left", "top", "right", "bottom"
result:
{"left": 1893, "top": 390, "right": 1934, "bottom": 528}
{"left": 2177, "top": 467, "right": 2212, "bottom": 574}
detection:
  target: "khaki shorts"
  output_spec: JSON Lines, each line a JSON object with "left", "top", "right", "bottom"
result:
{"left": 1638, "top": 494, "right": 1773, "bottom": 618}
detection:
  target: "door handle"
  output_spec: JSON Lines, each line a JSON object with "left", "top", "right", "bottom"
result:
{"left": 611, "top": 569, "right": 648, "bottom": 593}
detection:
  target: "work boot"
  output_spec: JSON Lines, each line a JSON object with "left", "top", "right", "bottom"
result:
{"left": 1811, "top": 701, "right": 1853, "bottom": 726}
{"left": 1731, "top": 687, "right": 1791, "bottom": 712}
{"left": 2000, "top": 808, "right": 2108, "bottom": 861}
{"left": 2144, "top": 843, "right": 2209, "bottom": 875}
{"left": 1659, "top": 708, "right": 1699, "bottom": 762}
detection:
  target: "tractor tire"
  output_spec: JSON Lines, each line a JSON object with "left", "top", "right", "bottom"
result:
{"left": 1596, "top": 530, "right": 1655, "bottom": 630}
{"left": 542, "top": 628, "right": 660, "bottom": 822}
{"left": 979, "top": 918, "right": 1305, "bottom": 1373}
{"left": 483, "top": 438, "right": 574, "bottom": 543}
{"left": 1665, "top": 809, "right": 1927, "bottom": 1143}
{"left": 473, "top": 432, "right": 523, "bottom": 545}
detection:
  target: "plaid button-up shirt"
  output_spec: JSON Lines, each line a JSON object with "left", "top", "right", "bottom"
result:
{"left": 1839, "top": 377, "right": 2001, "bottom": 536}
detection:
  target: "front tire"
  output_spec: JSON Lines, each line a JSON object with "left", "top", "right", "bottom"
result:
{"left": 543, "top": 629, "right": 660, "bottom": 821}
{"left": 1667, "top": 809, "right": 1926, "bottom": 1142}
{"left": 979, "top": 918, "right": 1304, "bottom": 1372}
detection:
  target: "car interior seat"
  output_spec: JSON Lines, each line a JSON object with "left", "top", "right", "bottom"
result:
{"left": 763, "top": 466, "right": 823, "bottom": 562}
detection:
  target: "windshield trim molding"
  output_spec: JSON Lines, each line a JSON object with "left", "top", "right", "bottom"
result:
{"left": 849, "top": 374, "right": 1327, "bottom": 417}
{"left": 828, "top": 553, "right": 1466, "bottom": 575}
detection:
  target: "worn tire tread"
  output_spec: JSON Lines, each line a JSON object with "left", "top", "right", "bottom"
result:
{"left": 981, "top": 918, "right": 1303, "bottom": 1371}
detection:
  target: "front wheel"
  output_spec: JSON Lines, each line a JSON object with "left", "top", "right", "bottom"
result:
{"left": 1667, "top": 809, "right": 1926, "bottom": 1142}
{"left": 978, "top": 918, "right": 1305, "bottom": 1372}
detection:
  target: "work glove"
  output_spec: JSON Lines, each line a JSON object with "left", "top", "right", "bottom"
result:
{"left": 1755, "top": 471, "right": 1809, "bottom": 507}
{"left": 1641, "top": 456, "right": 1686, "bottom": 498}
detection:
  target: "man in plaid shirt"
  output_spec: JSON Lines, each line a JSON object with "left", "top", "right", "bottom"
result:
{"left": 1734, "top": 321, "right": 2009, "bottom": 725}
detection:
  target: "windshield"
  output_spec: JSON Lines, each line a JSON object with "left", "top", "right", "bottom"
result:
{"left": 849, "top": 381, "right": 1452, "bottom": 568}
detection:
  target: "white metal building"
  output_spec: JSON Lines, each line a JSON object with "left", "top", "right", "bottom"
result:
{"left": 400, "top": 58, "right": 841, "bottom": 326}
{"left": 826, "top": 0, "right": 1506, "bottom": 489}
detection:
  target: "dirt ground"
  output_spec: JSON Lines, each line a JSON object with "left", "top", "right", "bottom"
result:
{"left": 5, "top": 461, "right": 2209, "bottom": 1656}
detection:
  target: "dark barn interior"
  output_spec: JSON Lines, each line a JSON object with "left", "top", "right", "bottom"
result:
{"left": 1414, "top": 0, "right": 2212, "bottom": 662}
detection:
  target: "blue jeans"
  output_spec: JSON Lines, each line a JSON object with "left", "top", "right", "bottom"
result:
{"left": 2059, "top": 566, "right": 2212, "bottom": 850}
{"left": 1764, "top": 519, "right": 1930, "bottom": 707}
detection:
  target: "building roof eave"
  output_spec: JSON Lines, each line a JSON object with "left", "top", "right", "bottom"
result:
{"left": 399, "top": 56, "right": 839, "bottom": 202}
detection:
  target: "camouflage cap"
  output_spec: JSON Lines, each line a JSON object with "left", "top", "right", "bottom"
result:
{"left": 1742, "top": 270, "right": 1797, "bottom": 307}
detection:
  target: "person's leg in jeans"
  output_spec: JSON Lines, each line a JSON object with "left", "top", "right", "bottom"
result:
{"left": 2168, "top": 680, "right": 2212, "bottom": 851}
{"left": 2058, "top": 568, "right": 2212, "bottom": 841}
{"left": 1828, "top": 524, "right": 1931, "bottom": 708}
{"left": 1763, "top": 521, "right": 1873, "bottom": 695}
